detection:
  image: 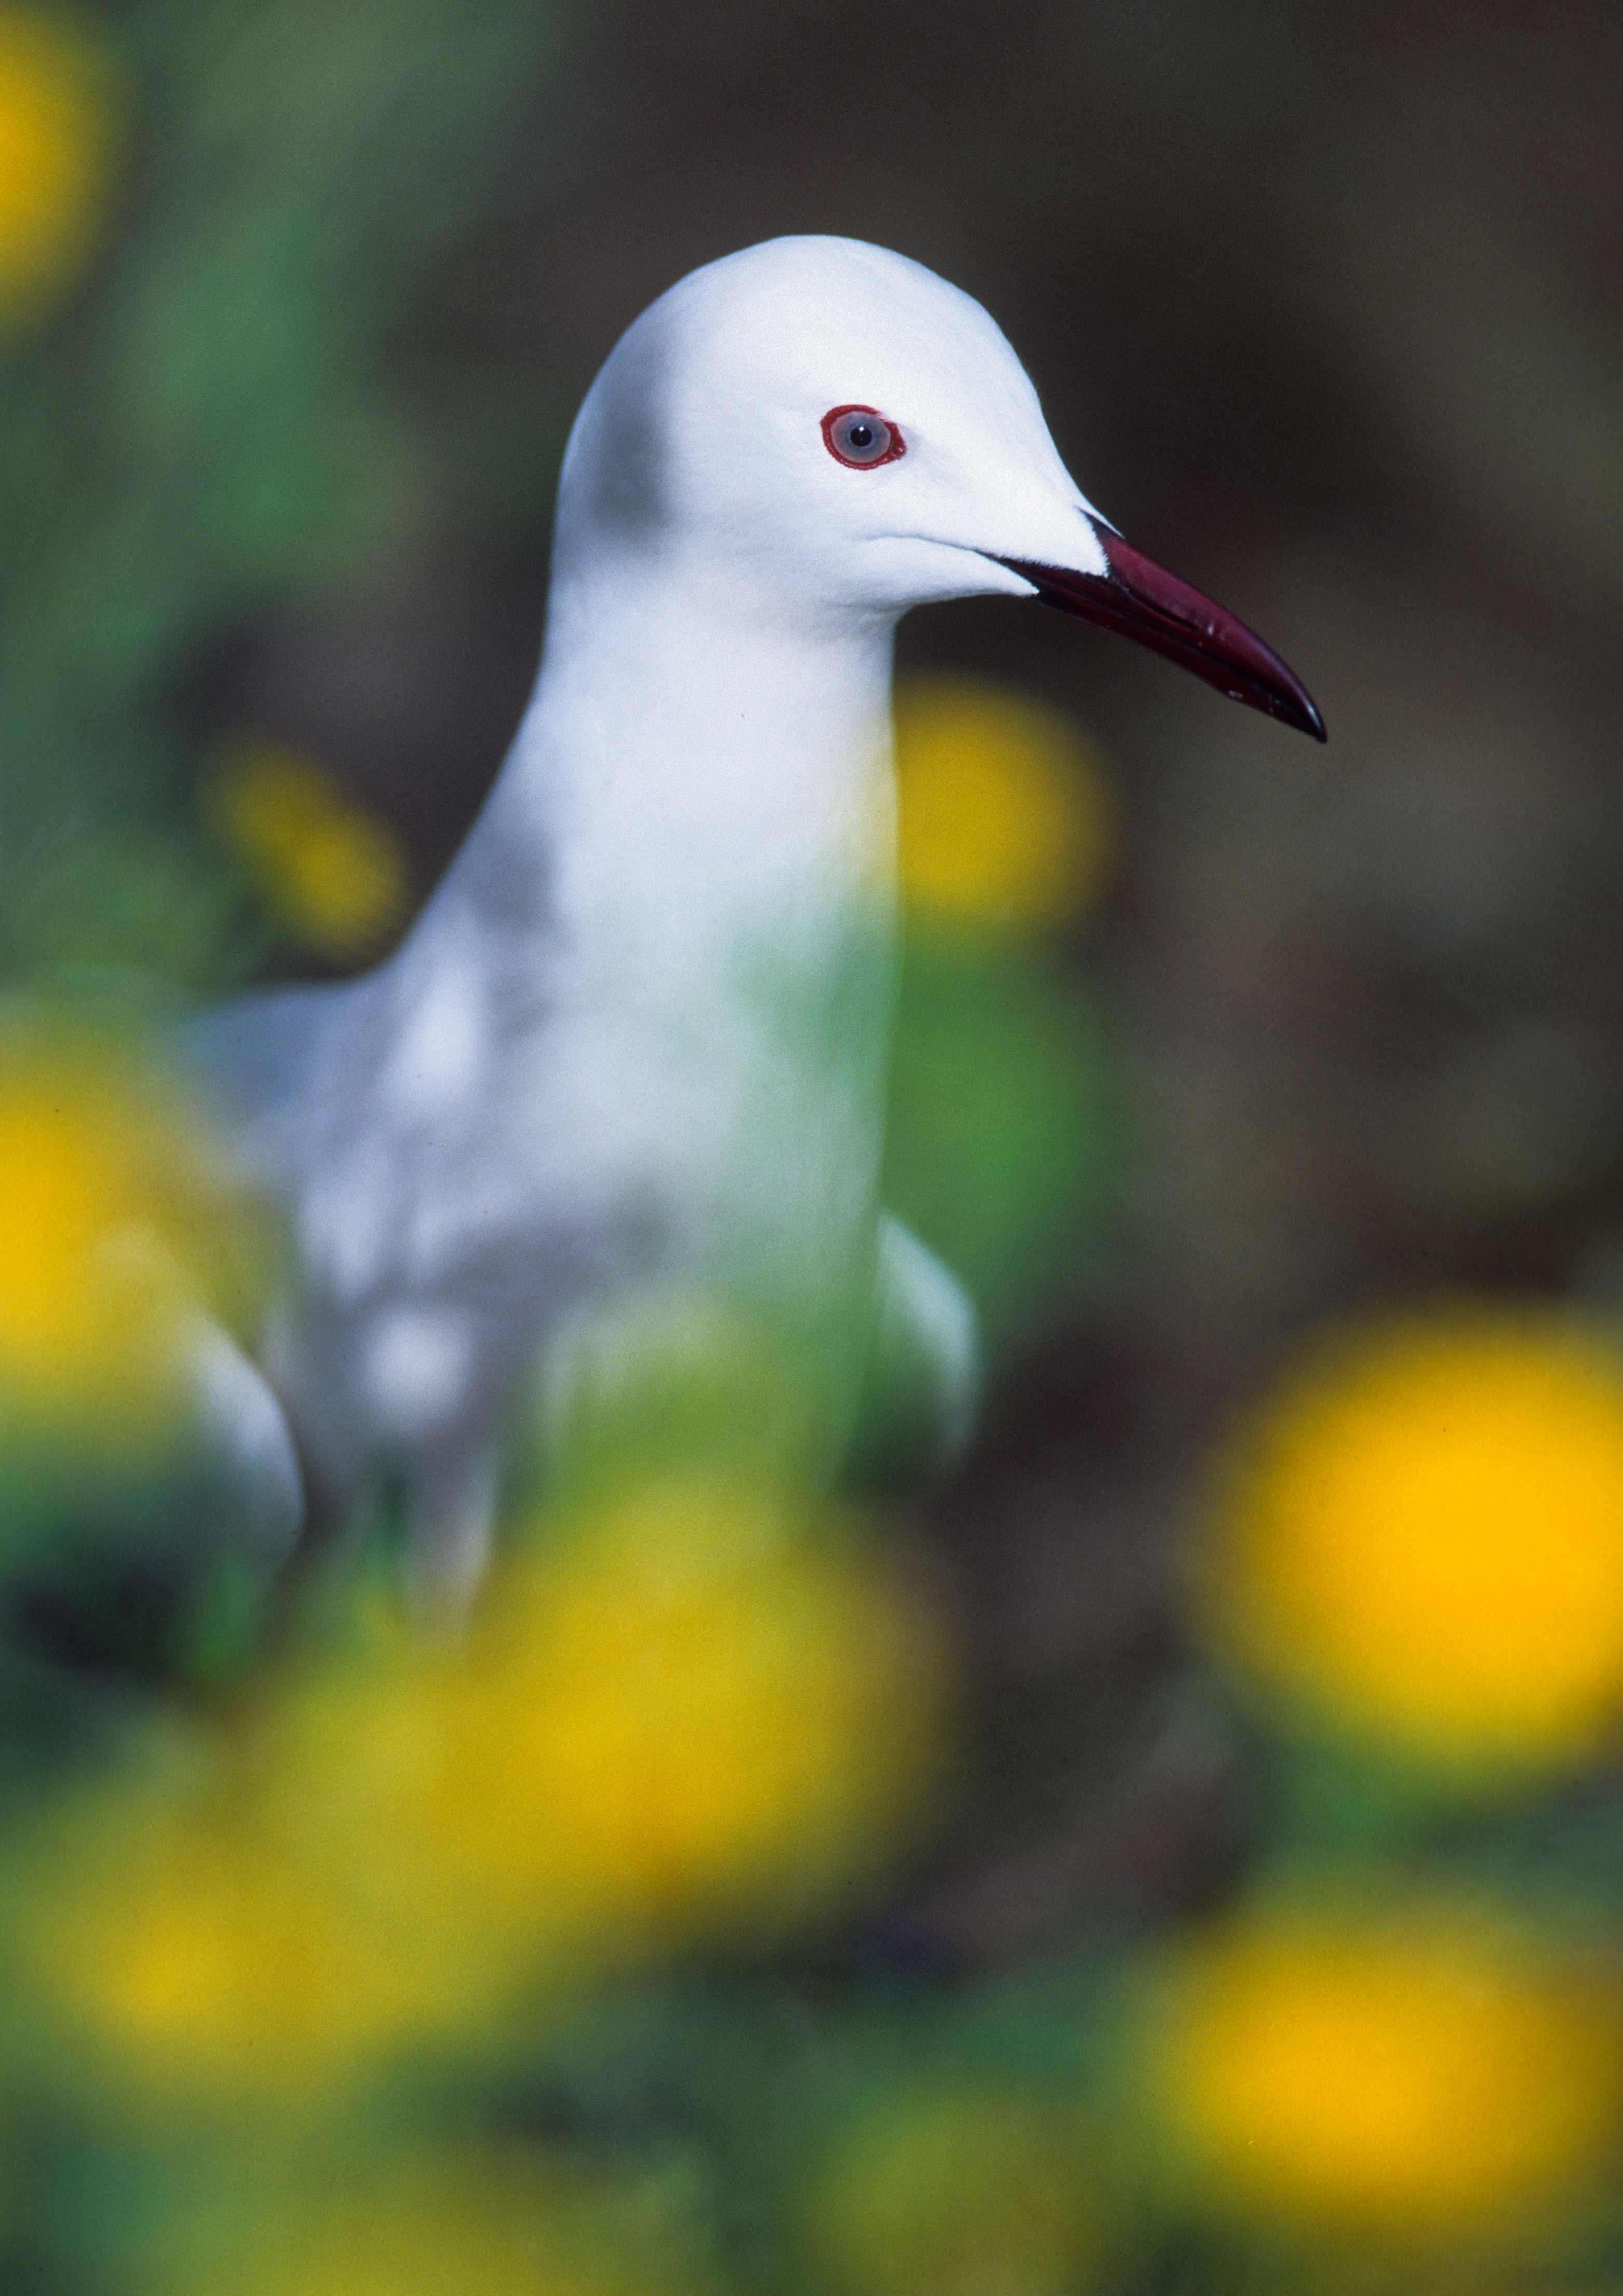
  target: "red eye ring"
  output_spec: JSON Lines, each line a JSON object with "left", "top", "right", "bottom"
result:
{"left": 822, "top": 404, "right": 906, "bottom": 469}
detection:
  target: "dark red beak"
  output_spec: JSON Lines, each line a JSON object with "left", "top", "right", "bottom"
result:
{"left": 994, "top": 531, "right": 1326, "bottom": 742}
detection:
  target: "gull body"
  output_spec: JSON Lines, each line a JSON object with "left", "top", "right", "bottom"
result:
{"left": 192, "top": 236, "right": 1323, "bottom": 1600}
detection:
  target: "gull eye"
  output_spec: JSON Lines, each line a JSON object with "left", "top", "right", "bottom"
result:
{"left": 822, "top": 404, "right": 905, "bottom": 469}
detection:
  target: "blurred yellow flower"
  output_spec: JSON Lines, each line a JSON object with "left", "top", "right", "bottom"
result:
{"left": 26, "top": 1634, "right": 585, "bottom": 2101}
{"left": 20, "top": 1482, "right": 949, "bottom": 2100}
{"left": 256, "top": 1485, "right": 945, "bottom": 1987}
{"left": 21, "top": 1711, "right": 492, "bottom": 2103}
{"left": 892, "top": 677, "right": 1114, "bottom": 929}
{"left": 0, "top": 7, "right": 115, "bottom": 324}
{"left": 1137, "top": 1895, "right": 1622, "bottom": 2237}
{"left": 28, "top": 1787, "right": 481, "bottom": 2099}
{"left": 207, "top": 741, "right": 410, "bottom": 960}
{"left": 1203, "top": 1308, "right": 1623, "bottom": 1776}
{"left": 0, "top": 1044, "right": 207, "bottom": 1442}
{"left": 811, "top": 2083, "right": 1110, "bottom": 2296}
{"left": 440, "top": 1481, "right": 949, "bottom": 1928}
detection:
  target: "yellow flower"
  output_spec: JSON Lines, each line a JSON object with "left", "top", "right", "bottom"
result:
{"left": 0, "top": 1043, "right": 210, "bottom": 1443}
{"left": 206, "top": 741, "right": 410, "bottom": 960}
{"left": 24, "top": 1637, "right": 587, "bottom": 2102}
{"left": 1202, "top": 1308, "right": 1623, "bottom": 1777}
{"left": 19, "top": 1483, "right": 949, "bottom": 2100}
{"left": 811, "top": 2084, "right": 1111, "bottom": 2296}
{"left": 18, "top": 1654, "right": 536, "bottom": 2103}
{"left": 27, "top": 1789, "right": 484, "bottom": 2100}
{"left": 0, "top": 7, "right": 114, "bottom": 325}
{"left": 892, "top": 677, "right": 1114, "bottom": 929}
{"left": 444, "top": 1481, "right": 949, "bottom": 1928}
{"left": 1137, "top": 1895, "right": 1623, "bottom": 2237}
{"left": 267, "top": 1484, "right": 946, "bottom": 1959}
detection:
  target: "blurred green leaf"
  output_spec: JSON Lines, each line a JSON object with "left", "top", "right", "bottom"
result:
{"left": 884, "top": 932, "right": 1128, "bottom": 1345}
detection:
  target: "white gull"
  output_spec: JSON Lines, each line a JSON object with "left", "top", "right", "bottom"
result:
{"left": 188, "top": 234, "right": 1324, "bottom": 1602}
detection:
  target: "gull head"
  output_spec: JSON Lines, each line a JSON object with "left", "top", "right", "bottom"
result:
{"left": 557, "top": 235, "right": 1323, "bottom": 740}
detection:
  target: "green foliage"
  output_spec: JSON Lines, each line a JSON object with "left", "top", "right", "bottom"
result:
{"left": 885, "top": 929, "right": 1128, "bottom": 1343}
{"left": 1, "top": 0, "right": 563, "bottom": 995}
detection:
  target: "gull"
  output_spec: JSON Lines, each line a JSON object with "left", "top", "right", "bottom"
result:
{"left": 189, "top": 235, "right": 1324, "bottom": 1604}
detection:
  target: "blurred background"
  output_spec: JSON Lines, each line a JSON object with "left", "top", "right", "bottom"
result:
{"left": 5, "top": 1, "right": 1623, "bottom": 2290}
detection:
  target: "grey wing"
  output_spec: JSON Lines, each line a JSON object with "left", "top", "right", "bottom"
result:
{"left": 180, "top": 979, "right": 345, "bottom": 1186}
{"left": 170, "top": 983, "right": 353, "bottom": 1563}
{"left": 182, "top": 1307, "right": 306, "bottom": 1562}
{"left": 850, "top": 1214, "right": 981, "bottom": 1481}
